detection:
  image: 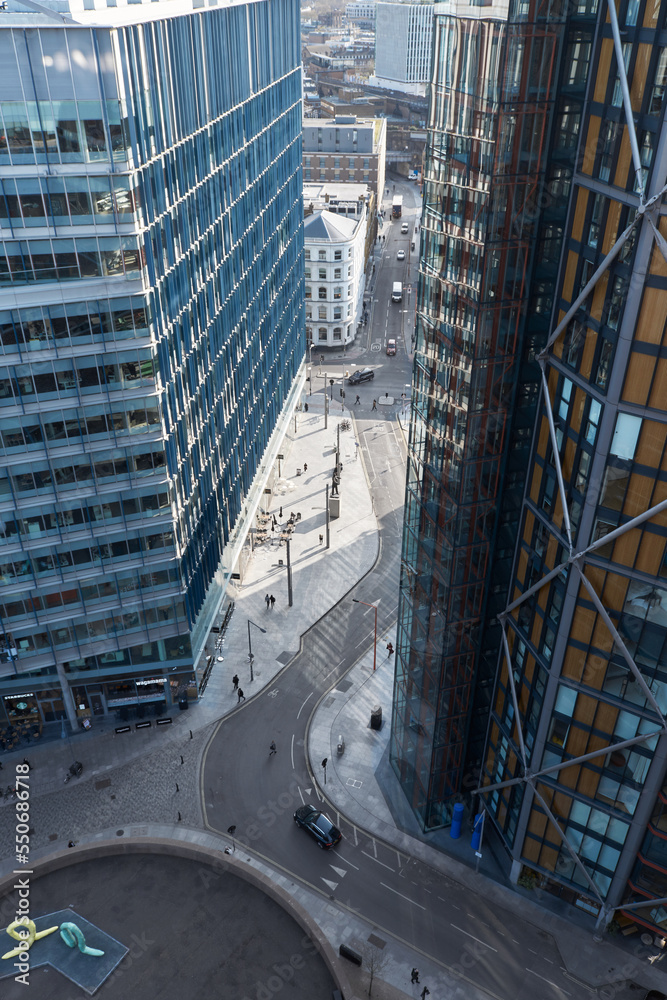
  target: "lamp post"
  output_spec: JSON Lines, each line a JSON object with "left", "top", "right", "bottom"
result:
{"left": 352, "top": 598, "right": 378, "bottom": 672}
{"left": 247, "top": 618, "right": 266, "bottom": 682}
{"left": 308, "top": 365, "right": 312, "bottom": 395}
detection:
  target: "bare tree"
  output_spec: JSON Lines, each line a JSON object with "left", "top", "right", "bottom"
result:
{"left": 359, "top": 941, "right": 390, "bottom": 997}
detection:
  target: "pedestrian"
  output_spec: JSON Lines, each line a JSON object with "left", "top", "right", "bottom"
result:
{"left": 237, "top": 687, "right": 245, "bottom": 703}
{"left": 387, "top": 642, "right": 394, "bottom": 656}
{"left": 270, "top": 594, "right": 276, "bottom": 609}
{"left": 279, "top": 506, "right": 283, "bottom": 519}
{"left": 319, "top": 534, "right": 324, "bottom": 544}
{"left": 68, "top": 841, "right": 76, "bottom": 849}
{"left": 265, "top": 593, "right": 270, "bottom": 609}
{"left": 22, "top": 758, "right": 32, "bottom": 770}
{"left": 269, "top": 741, "right": 277, "bottom": 756}
{"left": 303, "top": 463, "right": 308, "bottom": 472}
{"left": 331, "top": 473, "right": 340, "bottom": 496}
{"left": 232, "top": 673, "right": 239, "bottom": 691}
{"left": 420, "top": 989, "right": 430, "bottom": 1000}
{"left": 355, "top": 394, "right": 360, "bottom": 404}
{"left": 385, "top": 391, "right": 389, "bottom": 399}
{"left": 372, "top": 399, "right": 377, "bottom": 410}
{"left": 411, "top": 969, "right": 420, "bottom": 984}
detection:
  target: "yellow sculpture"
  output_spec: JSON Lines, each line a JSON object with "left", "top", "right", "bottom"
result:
{"left": 2, "top": 919, "right": 58, "bottom": 960}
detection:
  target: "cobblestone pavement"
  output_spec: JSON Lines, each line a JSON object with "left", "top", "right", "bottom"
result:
{"left": 0, "top": 724, "right": 212, "bottom": 851}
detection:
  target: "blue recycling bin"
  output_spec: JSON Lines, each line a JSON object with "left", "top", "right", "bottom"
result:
{"left": 450, "top": 801, "right": 464, "bottom": 839}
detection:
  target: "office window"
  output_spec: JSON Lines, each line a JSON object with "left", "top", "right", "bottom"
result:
{"left": 319, "top": 158, "right": 326, "bottom": 168}
{"left": 318, "top": 287, "right": 327, "bottom": 299}
{"left": 348, "top": 159, "right": 354, "bottom": 168}
{"left": 305, "top": 157, "right": 311, "bottom": 167}
{"left": 333, "top": 327, "right": 342, "bottom": 341}
{"left": 333, "top": 287, "right": 342, "bottom": 299}
{"left": 334, "top": 250, "right": 342, "bottom": 260}
{"left": 318, "top": 306, "right": 327, "bottom": 319}
{"left": 334, "top": 158, "right": 340, "bottom": 168}
{"left": 318, "top": 327, "right": 327, "bottom": 341}
{"left": 305, "top": 285, "right": 312, "bottom": 299}
{"left": 305, "top": 250, "right": 310, "bottom": 260}
{"left": 588, "top": 194, "right": 605, "bottom": 248}
{"left": 319, "top": 250, "right": 326, "bottom": 260}
{"left": 319, "top": 268, "right": 326, "bottom": 279}
{"left": 305, "top": 268, "right": 311, "bottom": 279}
{"left": 649, "top": 49, "right": 667, "bottom": 115}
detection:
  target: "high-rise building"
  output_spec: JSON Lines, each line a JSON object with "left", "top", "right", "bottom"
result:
{"left": 0, "top": 0, "right": 304, "bottom": 732}
{"left": 372, "top": 1, "right": 434, "bottom": 96}
{"left": 392, "top": 0, "right": 667, "bottom": 934}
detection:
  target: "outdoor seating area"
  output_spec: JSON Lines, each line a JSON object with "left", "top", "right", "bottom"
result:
{"left": 0, "top": 721, "right": 42, "bottom": 751}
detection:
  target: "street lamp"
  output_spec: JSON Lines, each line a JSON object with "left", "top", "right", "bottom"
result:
{"left": 247, "top": 618, "right": 266, "bottom": 682}
{"left": 352, "top": 598, "right": 378, "bottom": 672}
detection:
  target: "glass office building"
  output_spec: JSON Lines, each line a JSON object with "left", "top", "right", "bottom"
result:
{"left": 0, "top": 0, "right": 304, "bottom": 731}
{"left": 393, "top": 0, "right": 667, "bottom": 934}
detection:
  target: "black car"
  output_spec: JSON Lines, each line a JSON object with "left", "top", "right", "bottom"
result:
{"left": 347, "top": 368, "right": 375, "bottom": 385}
{"left": 294, "top": 805, "right": 342, "bottom": 849}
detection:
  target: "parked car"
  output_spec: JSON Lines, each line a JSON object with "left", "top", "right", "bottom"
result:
{"left": 397, "top": 249, "right": 405, "bottom": 261}
{"left": 386, "top": 339, "right": 396, "bottom": 355}
{"left": 347, "top": 367, "right": 375, "bottom": 385}
{"left": 294, "top": 805, "right": 342, "bottom": 849}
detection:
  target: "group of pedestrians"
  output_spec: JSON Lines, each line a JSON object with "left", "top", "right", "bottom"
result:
{"left": 264, "top": 593, "right": 276, "bottom": 610}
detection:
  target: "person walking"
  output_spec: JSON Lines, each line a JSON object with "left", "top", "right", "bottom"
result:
{"left": 265, "top": 593, "right": 270, "bottom": 610}
{"left": 420, "top": 988, "right": 430, "bottom": 1000}
{"left": 269, "top": 741, "right": 277, "bottom": 756}
{"left": 372, "top": 399, "right": 377, "bottom": 410}
{"left": 232, "top": 673, "right": 239, "bottom": 691}
{"left": 411, "top": 969, "right": 420, "bottom": 984}
{"left": 269, "top": 594, "right": 276, "bottom": 609}
{"left": 237, "top": 687, "right": 245, "bottom": 703}
{"left": 387, "top": 642, "right": 394, "bottom": 656}
{"left": 319, "top": 534, "right": 324, "bottom": 544}
{"left": 303, "top": 463, "right": 308, "bottom": 473}
{"left": 355, "top": 394, "right": 361, "bottom": 405}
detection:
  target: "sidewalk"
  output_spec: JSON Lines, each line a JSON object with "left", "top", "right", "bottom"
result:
{"left": 1, "top": 403, "right": 662, "bottom": 999}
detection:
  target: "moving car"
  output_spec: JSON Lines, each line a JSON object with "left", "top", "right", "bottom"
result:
{"left": 401, "top": 222, "right": 409, "bottom": 234}
{"left": 397, "top": 249, "right": 405, "bottom": 261}
{"left": 294, "top": 805, "right": 342, "bottom": 849}
{"left": 391, "top": 281, "right": 403, "bottom": 303}
{"left": 386, "top": 339, "right": 396, "bottom": 355}
{"left": 347, "top": 367, "right": 375, "bottom": 385}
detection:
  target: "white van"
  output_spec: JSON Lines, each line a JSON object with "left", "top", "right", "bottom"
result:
{"left": 392, "top": 281, "right": 403, "bottom": 303}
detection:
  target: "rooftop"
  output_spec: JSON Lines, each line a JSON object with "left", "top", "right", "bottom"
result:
{"left": 0, "top": 0, "right": 259, "bottom": 28}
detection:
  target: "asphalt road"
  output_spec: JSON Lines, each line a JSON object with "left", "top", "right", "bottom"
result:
{"left": 201, "top": 180, "right": 593, "bottom": 1000}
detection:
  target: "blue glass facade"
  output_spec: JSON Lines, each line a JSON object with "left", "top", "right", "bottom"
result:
{"left": 0, "top": 0, "right": 304, "bottom": 728}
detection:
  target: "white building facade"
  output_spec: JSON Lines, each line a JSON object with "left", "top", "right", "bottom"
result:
{"left": 304, "top": 210, "right": 366, "bottom": 349}
{"left": 373, "top": 1, "right": 434, "bottom": 96}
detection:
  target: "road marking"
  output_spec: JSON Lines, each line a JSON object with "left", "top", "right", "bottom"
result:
{"left": 321, "top": 878, "right": 338, "bottom": 892}
{"left": 526, "top": 968, "right": 570, "bottom": 996}
{"left": 380, "top": 883, "right": 426, "bottom": 909}
{"left": 450, "top": 925, "right": 497, "bottom": 952}
{"left": 296, "top": 691, "right": 313, "bottom": 719}
{"left": 361, "top": 851, "right": 394, "bottom": 872}
{"left": 330, "top": 865, "right": 347, "bottom": 878}
{"left": 290, "top": 733, "right": 295, "bottom": 769}
{"left": 337, "top": 854, "right": 360, "bottom": 870}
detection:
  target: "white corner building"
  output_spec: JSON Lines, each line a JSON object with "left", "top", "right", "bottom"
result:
{"left": 304, "top": 210, "right": 366, "bottom": 350}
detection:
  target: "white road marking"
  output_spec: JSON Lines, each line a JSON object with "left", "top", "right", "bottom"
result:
{"left": 361, "top": 851, "right": 394, "bottom": 872}
{"left": 321, "top": 878, "right": 338, "bottom": 892}
{"left": 330, "top": 865, "right": 347, "bottom": 878}
{"left": 450, "top": 925, "right": 497, "bottom": 952}
{"left": 290, "top": 733, "right": 295, "bottom": 769}
{"left": 337, "top": 854, "right": 360, "bottom": 870}
{"left": 296, "top": 691, "right": 313, "bottom": 719}
{"left": 526, "top": 968, "right": 570, "bottom": 996}
{"left": 380, "top": 882, "right": 426, "bottom": 909}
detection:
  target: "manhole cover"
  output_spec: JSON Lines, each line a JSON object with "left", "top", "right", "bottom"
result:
{"left": 116, "top": 830, "right": 124, "bottom": 837}
{"left": 95, "top": 778, "right": 111, "bottom": 791}
{"left": 368, "top": 934, "right": 386, "bottom": 949}
{"left": 336, "top": 679, "right": 353, "bottom": 693}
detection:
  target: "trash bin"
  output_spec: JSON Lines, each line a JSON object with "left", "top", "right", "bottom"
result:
{"left": 370, "top": 705, "right": 382, "bottom": 730}
{"left": 178, "top": 696, "right": 189, "bottom": 711}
